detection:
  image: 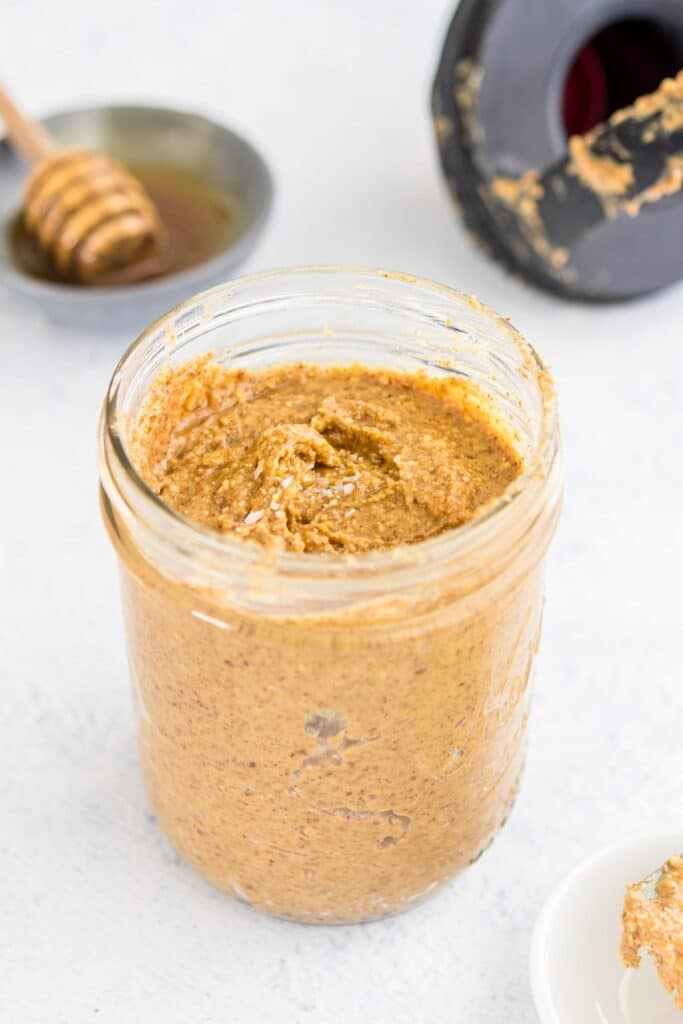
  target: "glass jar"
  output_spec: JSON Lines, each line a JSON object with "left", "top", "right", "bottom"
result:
{"left": 98, "top": 267, "right": 562, "bottom": 924}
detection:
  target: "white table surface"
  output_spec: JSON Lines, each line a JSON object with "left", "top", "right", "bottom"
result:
{"left": 2, "top": 2, "right": 682, "bottom": 1022}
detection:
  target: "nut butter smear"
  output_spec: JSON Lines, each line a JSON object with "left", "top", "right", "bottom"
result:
{"left": 116, "top": 351, "right": 552, "bottom": 924}
{"left": 621, "top": 856, "right": 683, "bottom": 1009}
{"left": 132, "top": 357, "right": 521, "bottom": 552}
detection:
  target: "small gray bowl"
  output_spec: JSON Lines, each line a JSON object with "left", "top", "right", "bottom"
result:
{"left": 0, "top": 104, "right": 273, "bottom": 328}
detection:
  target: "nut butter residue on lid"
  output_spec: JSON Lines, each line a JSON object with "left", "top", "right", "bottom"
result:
{"left": 129, "top": 357, "right": 523, "bottom": 555}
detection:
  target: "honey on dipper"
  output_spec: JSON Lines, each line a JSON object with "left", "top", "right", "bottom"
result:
{"left": 0, "top": 85, "right": 235, "bottom": 286}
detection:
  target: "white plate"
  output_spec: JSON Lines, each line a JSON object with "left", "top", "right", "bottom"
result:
{"left": 530, "top": 832, "right": 683, "bottom": 1023}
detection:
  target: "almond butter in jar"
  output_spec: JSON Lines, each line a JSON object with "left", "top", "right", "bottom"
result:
{"left": 98, "top": 267, "right": 562, "bottom": 923}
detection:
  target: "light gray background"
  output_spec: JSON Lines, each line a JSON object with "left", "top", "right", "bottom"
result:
{"left": 1, "top": 2, "right": 681, "bottom": 1022}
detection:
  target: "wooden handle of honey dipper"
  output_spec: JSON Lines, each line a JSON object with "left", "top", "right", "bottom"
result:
{"left": 0, "top": 84, "right": 56, "bottom": 164}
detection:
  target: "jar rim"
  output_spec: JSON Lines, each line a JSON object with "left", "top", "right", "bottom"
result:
{"left": 99, "top": 265, "right": 560, "bottom": 601}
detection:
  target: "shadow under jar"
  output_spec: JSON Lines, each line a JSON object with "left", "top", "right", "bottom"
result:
{"left": 98, "top": 267, "right": 562, "bottom": 924}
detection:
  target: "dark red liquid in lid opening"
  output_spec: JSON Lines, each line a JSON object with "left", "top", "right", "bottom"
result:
{"left": 563, "top": 18, "right": 682, "bottom": 137}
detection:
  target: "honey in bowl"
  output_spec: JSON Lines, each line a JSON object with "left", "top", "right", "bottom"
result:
{"left": 10, "top": 162, "right": 238, "bottom": 286}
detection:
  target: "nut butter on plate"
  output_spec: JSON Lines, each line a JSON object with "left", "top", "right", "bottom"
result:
{"left": 98, "top": 267, "right": 562, "bottom": 923}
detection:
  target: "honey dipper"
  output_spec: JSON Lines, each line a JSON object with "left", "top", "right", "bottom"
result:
{"left": 0, "top": 85, "right": 164, "bottom": 284}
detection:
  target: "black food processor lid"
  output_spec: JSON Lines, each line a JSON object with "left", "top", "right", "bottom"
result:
{"left": 432, "top": 0, "right": 683, "bottom": 301}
